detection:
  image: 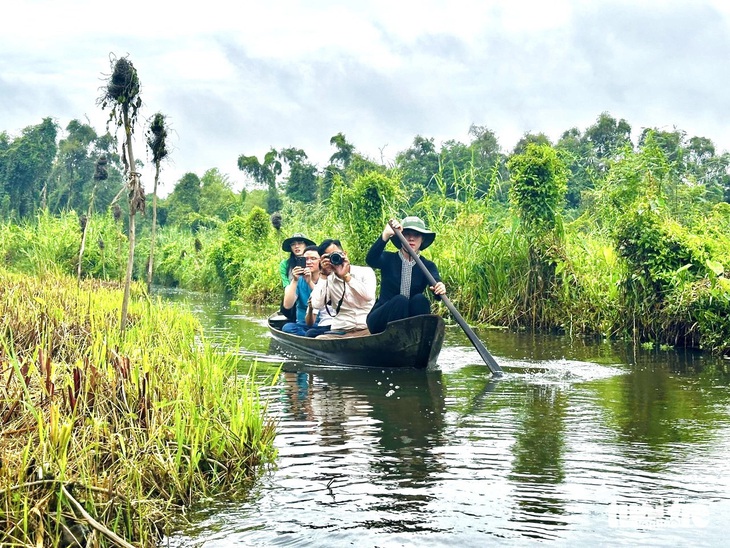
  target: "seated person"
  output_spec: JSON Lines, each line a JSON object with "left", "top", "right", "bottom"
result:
{"left": 303, "top": 255, "right": 338, "bottom": 337}
{"left": 281, "top": 245, "right": 322, "bottom": 336}
{"left": 309, "top": 239, "right": 377, "bottom": 336}
{"left": 365, "top": 216, "right": 446, "bottom": 335}
{"left": 279, "top": 232, "right": 316, "bottom": 321}
{"left": 303, "top": 297, "right": 333, "bottom": 338}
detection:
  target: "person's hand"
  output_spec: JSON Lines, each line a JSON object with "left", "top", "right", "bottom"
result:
{"left": 292, "top": 266, "right": 305, "bottom": 280}
{"left": 430, "top": 281, "right": 446, "bottom": 296}
{"left": 319, "top": 256, "right": 332, "bottom": 277}
{"left": 333, "top": 255, "right": 350, "bottom": 278}
{"left": 382, "top": 220, "right": 400, "bottom": 241}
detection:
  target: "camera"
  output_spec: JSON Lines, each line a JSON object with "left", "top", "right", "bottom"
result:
{"left": 294, "top": 256, "right": 307, "bottom": 268}
{"left": 329, "top": 251, "right": 345, "bottom": 266}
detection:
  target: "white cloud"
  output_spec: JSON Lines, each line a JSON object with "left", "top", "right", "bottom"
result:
{"left": 3, "top": 0, "right": 730, "bottom": 197}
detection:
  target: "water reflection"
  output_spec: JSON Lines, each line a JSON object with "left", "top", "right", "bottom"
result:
{"left": 277, "top": 365, "right": 447, "bottom": 534}
{"left": 508, "top": 385, "right": 569, "bottom": 535}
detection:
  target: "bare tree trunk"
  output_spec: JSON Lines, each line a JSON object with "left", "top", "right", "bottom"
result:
{"left": 120, "top": 109, "right": 139, "bottom": 337}
{"left": 146, "top": 161, "right": 160, "bottom": 293}
{"left": 77, "top": 185, "right": 97, "bottom": 286}
{"left": 78, "top": 219, "right": 88, "bottom": 286}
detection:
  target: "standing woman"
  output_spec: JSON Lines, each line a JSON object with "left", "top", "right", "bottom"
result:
{"left": 279, "top": 232, "right": 316, "bottom": 320}
{"left": 366, "top": 217, "right": 446, "bottom": 334}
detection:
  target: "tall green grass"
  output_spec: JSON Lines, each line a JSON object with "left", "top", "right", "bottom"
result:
{"left": 0, "top": 269, "right": 278, "bottom": 546}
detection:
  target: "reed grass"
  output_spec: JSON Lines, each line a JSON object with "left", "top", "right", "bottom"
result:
{"left": 0, "top": 268, "right": 277, "bottom": 546}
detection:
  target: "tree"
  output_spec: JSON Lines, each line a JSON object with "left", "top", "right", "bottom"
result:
{"left": 512, "top": 132, "right": 552, "bottom": 155}
{"left": 98, "top": 54, "right": 144, "bottom": 335}
{"left": 276, "top": 147, "right": 317, "bottom": 203}
{"left": 199, "top": 168, "right": 239, "bottom": 222}
{"left": 507, "top": 143, "right": 569, "bottom": 327}
{"left": 329, "top": 132, "right": 355, "bottom": 168}
{"left": 584, "top": 112, "right": 632, "bottom": 168}
{"left": 47, "top": 119, "right": 98, "bottom": 212}
{"left": 0, "top": 118, "right": 58, "bottom": 218}
{"left": 145, "top": 112, "right": 170, "bottom": 292}
{"left": 556, "top": 127, "right": 597, "bottom": 209}
{"left": 238, "top": 148, "right": 282, "bottom": 213}
{"left": 395, "top": 135, "right": 440, "bottom": 203}
{"left": 165, "top": 172, "right": 201, "bottom": 225}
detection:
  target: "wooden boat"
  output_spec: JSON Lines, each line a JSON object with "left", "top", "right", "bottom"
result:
{"left": 267, "top": 314, "right": 445, "bottom": 369}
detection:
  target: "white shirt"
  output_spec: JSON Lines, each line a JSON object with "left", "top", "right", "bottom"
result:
{"left": 310, "top": 264, "right": 376, "bottom": 331}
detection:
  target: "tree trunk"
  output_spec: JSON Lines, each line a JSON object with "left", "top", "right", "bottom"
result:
{"left": 120, "top": 109, "right": 138, "bottom": 337}
{"left": 146, "top": 161, "right": 160, "bottom": 293}
{"left": 77, "top": 185, "right": 97, "bottom": 285}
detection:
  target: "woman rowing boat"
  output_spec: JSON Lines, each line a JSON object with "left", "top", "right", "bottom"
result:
{"left": 365, "top": 216, "right": 446, "bottom": 335}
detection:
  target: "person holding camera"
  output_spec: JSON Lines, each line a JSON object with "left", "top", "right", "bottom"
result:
{"left": 309, "top": 239, "right": 376, "bottom": 336}
{"left": 365, "top": 216, "right": 446, "bottom": 335}
{"left": 278, "top": 233, "right": 316, "bottom": 322}
{"left": 281, "top": 245, "right": 323, "bottom": 336}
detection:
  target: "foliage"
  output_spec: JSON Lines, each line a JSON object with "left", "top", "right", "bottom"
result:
{"left": 238, "top": 148, "right": 282, "bottom": 213}
{"left": 146, "top": 112, "right": 169, "bottom": 165}
{"left": 98, "top": 55, "right": 142, "bottom": 131}
{"left": 145, "top": 226, "right": 220, "bottom": 291}
{"left": 0, "top": 211, "right": 126, "bottom": 280}
{"left": 0, "top": 269, "right": 277, "bottom": 545}
{"left": 333, "top": 171, "right": 402, "bottom": 264}
{"left": 669, "top": 277, "right": 730, "bottom": 353}
{"left": 507, "top": 143, "right": 568, "bottom": 233}
{"left": 0, "top": 118, "right": 58, "bottom": 218}
{"left": 506, "top": 143, "right": 569, "bottom": 328}
{"left": 2, "top": 106, "right": 730, "bottom": 353}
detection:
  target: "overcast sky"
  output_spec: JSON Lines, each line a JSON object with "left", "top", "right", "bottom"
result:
{"left": 3, "top": 0, "right": 730, "bottom": 196}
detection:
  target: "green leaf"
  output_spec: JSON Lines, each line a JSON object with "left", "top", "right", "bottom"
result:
{"left": 706, "top": 259, "right": 724, "bottom": 277}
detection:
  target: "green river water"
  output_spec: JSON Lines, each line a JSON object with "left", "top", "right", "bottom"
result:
{"left": 162, "top": 289, "right": 730, "bottom": 547}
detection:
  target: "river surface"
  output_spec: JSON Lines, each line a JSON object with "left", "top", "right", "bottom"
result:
{"left": 162, "top": 289, "right": 730, "bottom": 547}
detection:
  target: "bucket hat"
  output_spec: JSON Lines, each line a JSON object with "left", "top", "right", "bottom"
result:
{"left": 392, "top": 216, "right": 436, "bottom": 250}
{"left": 282, "top": 233, "right": 316, "bottom": 252}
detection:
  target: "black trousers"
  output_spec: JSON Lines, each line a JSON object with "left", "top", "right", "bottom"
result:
{"left": 366, "top": 294, "right": 431, "bottom": 334}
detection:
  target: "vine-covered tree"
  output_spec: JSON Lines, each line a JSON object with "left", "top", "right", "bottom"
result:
{"left": 507, "top": 143, "right": 568, "bottom": 327}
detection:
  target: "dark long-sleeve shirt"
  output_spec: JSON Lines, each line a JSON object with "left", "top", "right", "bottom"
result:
{"left": 365, "top": 236, "right": 441, "bottom": 311}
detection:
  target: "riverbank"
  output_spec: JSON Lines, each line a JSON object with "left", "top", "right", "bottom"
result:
{"left": 0, "top": 269, "right": 277, "bottom": 546}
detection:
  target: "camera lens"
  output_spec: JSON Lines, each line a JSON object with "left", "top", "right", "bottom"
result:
{"left": 330, "top": 252, "right": 344, "bottom": 265}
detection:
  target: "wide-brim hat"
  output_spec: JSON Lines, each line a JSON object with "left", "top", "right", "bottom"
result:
{"left": 392, "top": 216, "right": 436, "bottom": 250}
{"left": 282, "top": 233, "right": 316, "bottom": 252}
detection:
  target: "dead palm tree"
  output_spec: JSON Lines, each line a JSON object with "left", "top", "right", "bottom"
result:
{"left": 98, "top": 54, "right": 144, "bottom": 336}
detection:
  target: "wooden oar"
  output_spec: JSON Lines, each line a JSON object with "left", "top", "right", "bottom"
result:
{"left": 389, "top": 220, "right": 503, "bottom": 377}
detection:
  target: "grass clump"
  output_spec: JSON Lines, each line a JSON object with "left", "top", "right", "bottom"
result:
{"left": 0, "top": 268, "right": 277, "bottom": 546}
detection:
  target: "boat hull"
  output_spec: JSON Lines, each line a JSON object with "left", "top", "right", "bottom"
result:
{"left": 268, "top": 314, "right": 445, "bottom": 369}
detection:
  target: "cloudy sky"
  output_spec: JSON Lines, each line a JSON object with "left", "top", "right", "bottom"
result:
{"left": 3, "top": 0, "right": 730, "bottom": 196}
